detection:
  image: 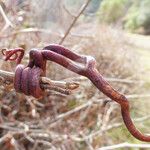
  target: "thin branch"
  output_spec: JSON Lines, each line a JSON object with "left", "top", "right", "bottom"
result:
{"left": 59, "top": 0, "right": 91, "bottom": 44}
{"left": 0, "top": 28, "right": 62, "bottom": 38}
{"left": 65, "top": 76, "right": 145, "bottom": 84}
{"left": 0, "top": 5, "right": 13, "bottom": 33}
{"left": 0, "top": 69, "right": 79, "bottom": 95}
{"left": 48, "top": 94, "right": 150, "bottom": 128}
{"left": 101, "top": 104, "right": 116, "bottom": 131}
{"left": 49, "top": 101, "right": 93, "bottom": 125}
{"left": 97, "top": 142, "right": 150, "bottom": 150}
{"left": 72, "top": 115, "right": 150, "bottom": 142}
{"left": 63, "top": 3, "right": 76, "bottom": 18}
{"left": 0, "top": 115, "right": 150, "bottom": 144}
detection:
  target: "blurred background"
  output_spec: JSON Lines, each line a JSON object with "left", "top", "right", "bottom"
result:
{"left": 0, "top": 0, "right": 150, "bottom": 149}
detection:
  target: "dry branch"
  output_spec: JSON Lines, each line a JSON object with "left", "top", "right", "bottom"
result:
{"left": 47, "top": 94, "right": 150, "bottom": 129}
{"left": 97, "top": 142, "right": 150, "bottom": 150}
{"left": 0, "top": 5, "right": 13, "bottom": 33}
{"left": 0, "top": 69, "right": 79, "bottom": 95}
{"left": 0, "top": 28, "right": 62, "bottom": 39}
{"left": 59, "top": 0, "right": 92, "bottom": 44}
{"left": 67, "top": 115, "right": 150, "bottom": 142}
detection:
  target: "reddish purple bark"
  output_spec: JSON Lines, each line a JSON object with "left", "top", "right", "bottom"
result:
{"left": 2, "top": 44, "right": 150, "bottom": 142}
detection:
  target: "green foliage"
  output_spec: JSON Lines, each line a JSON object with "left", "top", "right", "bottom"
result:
{"left": 137, "top": 0, "right": 150, "bottom": 30}
{"left": 124, "top": 4, "right": 140, "bottom": 31}
{"left": 99, "top": 0, "right": 150, "bottom": 34}
{"left": 124, "top": 0, "right": 150, "bottom": 32}
{"left": 99, "top": 0, "right": 129, "bottom": 23}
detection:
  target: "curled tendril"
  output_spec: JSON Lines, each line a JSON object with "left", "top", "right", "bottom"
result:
{"left": 1, "top": 44, "right": 150, "bottom": 142}
{"left": 2, "top": 48, "right": 18, "bottom": 61}
{"left": 1, "top": 48, "right": 25, "bottom": 64}
{"left": 1, "top": 48, "right": 7, "bottom": 56}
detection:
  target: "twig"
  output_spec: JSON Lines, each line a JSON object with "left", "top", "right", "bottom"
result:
{"left": 95, "top": 94, "right": 150, "bottom": 104}
{"left": 97, "top": 142, "right": 150, "bottom": 150}
{"left": 0, "top": 115, "right": 150, "bottom": 144}
{"left": 59, "top": 0, "right": 91, "bottom": 44}
{"left": 49, "top": 101, "right": 93, "bottom": 125}
{"left": 65, "top": 76, "right": 145, "bottom": 84}
{"left": 0, "top": 69, "right": 79, "bottom": 95}
{"left": 10, "top": 137, "right": 20, "bottom": 150}
{"left": 0, "top": 28, "right": 62, "bottom": 38}
{"left": 72, "top": 115, "right": 150, "bottom": 142}
{"left": 63, "top": 3, "right": 76, "bottom": 18}
{"left": 0, "top": 69, "right": 14, "bottom": 82}
{"left": 48, "top": 94, "right": 150, "bottom": 128}
{"left": 0, "top": 5, "right": 13, "bottom": 33}
{"left": 101, "top": 104, "right": 116, "bottom": 131}
{"left": 0, "top": 133, "right": 11, "bottom": 144}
